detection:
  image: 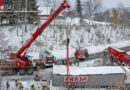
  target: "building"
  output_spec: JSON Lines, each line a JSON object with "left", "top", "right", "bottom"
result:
{"left": 52, "top": 65, "right": 126, "bottom": 89}
{"left": 38, "top": 7, "right": 53, "bottom": 20}
{"left": 38, "top": 7, "right": 65, "bottom": 25}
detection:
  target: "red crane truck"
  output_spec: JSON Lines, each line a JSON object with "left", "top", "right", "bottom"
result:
{"left": 74, "top": 48, "right": 89, "bottom": 60}
{"left": 108, "top": 46, "right": 130, "bottom": 66}
{"left": 0, "top": 0, "right": 70, "bottom": 75}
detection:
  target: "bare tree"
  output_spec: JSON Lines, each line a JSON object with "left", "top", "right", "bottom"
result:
{"left": 0, "top": 32, "right": 9, "bottom": 59}
{"left": 83, "top": 0, "right": 102, "bottom": 32}
{"left": 120, "top": 9, "right": 130, "bottom": 29}
{"left": 103, "top": 9, "right": 110, "bottom": 22}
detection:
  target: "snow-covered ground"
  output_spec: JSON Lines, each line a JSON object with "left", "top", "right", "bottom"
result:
{"left": 0, "top": 68, "right": 52, "bottom": 90}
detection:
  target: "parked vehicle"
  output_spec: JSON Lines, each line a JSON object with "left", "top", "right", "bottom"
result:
{"left": 74, "top": 48, "right": 89, "bottom": 60}
{"left": 40, "top": 51, "right": 56, "bottom": 66}
{"left": 32, "top": 51, "right": 56, "bottom": 67}
{"left": 108, "top": 46, "right": 130, "bottom": 66}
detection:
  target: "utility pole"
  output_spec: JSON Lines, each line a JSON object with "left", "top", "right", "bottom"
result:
{"left": 24, "top": 0, "right": 27, "bottom": 32}
{"left": 88, "top": 0, "right": 91, "bottom": 32}
{"left": 53, "top": 0, "right": 56, "bottom": 38}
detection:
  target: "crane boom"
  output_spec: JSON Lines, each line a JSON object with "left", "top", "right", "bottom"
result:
{"left": 15, "top": 1, "right": 70, "bottom": 57}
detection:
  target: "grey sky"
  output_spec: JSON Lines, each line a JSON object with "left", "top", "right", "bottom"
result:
{"left": 37, "top": 0, "right": 130, "bottom": 8}
{"left": 102, "top": 0, "right": 130, "bottom": 8}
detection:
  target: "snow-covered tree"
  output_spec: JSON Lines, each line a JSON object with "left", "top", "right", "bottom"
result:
{"left": 0, "top": 32, "right": 9, "bottom": 59}
{"left": 75, "top": 0, "right": 82, "bottom": 18}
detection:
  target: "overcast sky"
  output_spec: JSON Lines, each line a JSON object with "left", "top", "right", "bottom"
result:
{"left": 102, "top": 0, "right": 130, "bottom": 8}
{"left": 37, "top": 0, "right": 130, "bottom": 9}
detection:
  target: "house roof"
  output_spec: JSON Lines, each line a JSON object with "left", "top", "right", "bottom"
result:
{"left": 53, "top": 65, "right": 125, "bottom": 75}
{"left": 38, "top": 7, "right": 52, "bottom": 15}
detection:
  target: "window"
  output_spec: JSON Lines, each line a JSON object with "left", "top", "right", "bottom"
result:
{"left": 46, "top": 57, "right": 54, "bottom": 60}
{"left": 78, "top": 51, "right": 85, "bottom": 54}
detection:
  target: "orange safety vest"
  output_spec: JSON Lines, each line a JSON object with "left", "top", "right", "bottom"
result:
{"left": 37, "top": 66, "right": 40, "bottom": 70}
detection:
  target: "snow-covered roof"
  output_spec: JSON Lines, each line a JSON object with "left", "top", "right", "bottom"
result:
{"left": 111, "top": 46, "right": 125, "bottom": 52}
{"left": 53, "top": 65, "right": 125, "bottom": 75}
{"left": 38, "top": 7, "right": 52, "bottom": 15}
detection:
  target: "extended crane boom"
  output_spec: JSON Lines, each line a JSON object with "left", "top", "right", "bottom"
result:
{"left": 16, "top": 1, "right": 70, "bottom": 58}
{"left": 0, "top": 0, "right": 70, "bottom": 75}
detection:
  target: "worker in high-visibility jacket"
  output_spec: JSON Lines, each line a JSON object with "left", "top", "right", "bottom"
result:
{"left": 31, "top": 83, "right": 35, "bottom": 90}
{"left": 18, "top": 82, "right": 23, "bottom": 90}
{"left": 37, "top": 66, "right": 40, "bottom": 71}
{"left": 36, "top": 65, "right": 40, "bottom": 75}
{"left": 42, "top": 83, "right": 46, "bottom": 89}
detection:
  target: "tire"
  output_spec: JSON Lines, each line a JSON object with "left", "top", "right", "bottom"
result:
{"left": 27, "top": 67, "right": 34, "bottom": 75}
{"left": 19, "top": 68, "right": 25, "bottom": 75}
{"left": 42, "top": 64, "right": 46, "bottom": 69}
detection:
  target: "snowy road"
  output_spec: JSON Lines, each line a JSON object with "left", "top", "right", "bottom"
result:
{"left": 56, "top": 46, "right": 130, "bottom": 64}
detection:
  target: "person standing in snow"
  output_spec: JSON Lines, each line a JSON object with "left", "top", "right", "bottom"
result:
{"left": 76, "top": 58, "right": 79, "bottom": 66}
{"left": 18, "top": 82, "right": 23, "bottom": 90}
{"left": 42, "top": 83, "right": 46, "bottom": 90}
{"left": 31, "top": 83, "right": 35, "bottom": 90}
{"left": 6, "top": 81, "right": 10, "bottom": 90}
{"left": 15, "top": 78, "right": 18, "bottom": 87}
{"left": 74, "top": 59, "right": 76, "bottom": 65}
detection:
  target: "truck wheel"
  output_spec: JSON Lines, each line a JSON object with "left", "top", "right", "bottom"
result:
{"left": 27, "top": 67, "right": 34, "bottom": 75}
{"left": 19, "top": 68, "right": 25, "bottom": 75}
{"left": 42, "top": 64, "right": 46, "bottom": 69}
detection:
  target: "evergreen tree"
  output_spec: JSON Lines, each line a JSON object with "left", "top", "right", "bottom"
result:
{"left": 0, "top": 0, "right": 39, "bottom": 25}
{"left": 76, "top": 0, "right": 82, "bottom": 18}
{"left": 27, "top": 0, "right": 39, "bottom": 24}
{"left": 0, "top": 0, "right": 15, "bottom": 25}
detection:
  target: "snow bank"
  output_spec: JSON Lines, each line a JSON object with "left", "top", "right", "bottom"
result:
{"left": 53, "top": 65, "right": 125, "bottom": 75}
{"left": 79, "top": 58, "right": 103, "bottom": 67}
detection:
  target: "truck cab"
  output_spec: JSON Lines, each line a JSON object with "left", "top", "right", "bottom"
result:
{"left": 75, "top": 48, "right": 89, "bottom": 60}
{"left": 123, "top": 55, "right": 130, "bottom": 66}
{"left": 40, "top": 51, "right": 56, "bottom": 66}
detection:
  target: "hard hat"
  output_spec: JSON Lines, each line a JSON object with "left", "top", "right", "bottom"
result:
{"left": 32, "top": 83, "right": 34, "bottom": 85}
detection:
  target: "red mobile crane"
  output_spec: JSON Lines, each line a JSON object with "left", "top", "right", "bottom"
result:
{"left": 0, "top": 0, "right": 70, "bottom": 75}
